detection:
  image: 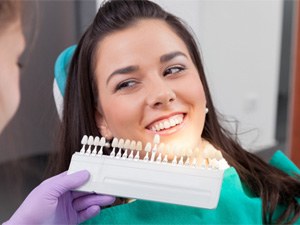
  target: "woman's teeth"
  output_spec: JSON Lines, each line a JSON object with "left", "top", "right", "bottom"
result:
{"left": 150, "top": 114, "right": 184, "bottom": 132}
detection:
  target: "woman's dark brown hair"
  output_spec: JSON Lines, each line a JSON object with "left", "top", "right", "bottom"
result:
{"left": 50, "top": 0, "right": 300, "bottom": 224}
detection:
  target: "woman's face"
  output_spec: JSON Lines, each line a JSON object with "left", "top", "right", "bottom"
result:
{"left": 94, "top": 19, "right": 207, "bottom": 152}
{"left": 0, "top": 20, "right": 25, "bottom": 133}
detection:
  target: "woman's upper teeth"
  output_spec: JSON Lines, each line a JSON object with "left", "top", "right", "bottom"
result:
{"left": 150, "top": 114, "right": 184, "bottom": 131}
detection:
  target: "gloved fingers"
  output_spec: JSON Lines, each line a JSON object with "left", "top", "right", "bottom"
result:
{"left": 73, "top": 194, "right": 116, "bottom": 211}
{"left": 60, "top": 170, "right": 90, "bottom": 189}
{"left": 42, "top": 170, "right": 90, "bottom": 196}
{"left": 78, "top": 205, "right": 100, "bottom": 223}
{"left": 72, "top": 191, "right": 109, "bottom": 201}
{"left": 42, "top": 171, "right": 68, "bottom": 183}
{"left": 72, "top": 191, "right": 91, "bottom": 199}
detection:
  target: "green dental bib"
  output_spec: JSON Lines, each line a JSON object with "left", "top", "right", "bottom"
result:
{"left": 82, "top": 151, "right": 300, "bottom": 225}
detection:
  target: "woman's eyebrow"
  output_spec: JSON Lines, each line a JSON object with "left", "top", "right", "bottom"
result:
{"left": 106, "top": 52, "right": 187, "bottom": 85}
{"left": 107, "top": 65, "right": 139, "bottom": 85}
{"left": 160, "top": 51, "right": 187, "bottom": 63}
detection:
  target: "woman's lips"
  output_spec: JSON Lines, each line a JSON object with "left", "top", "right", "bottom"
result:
{"left": 146, "top": 113, "right": 185, "bottom": 134}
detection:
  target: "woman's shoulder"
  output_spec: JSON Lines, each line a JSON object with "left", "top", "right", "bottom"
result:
{"left": 269, "top": 150, "right": 300, "bottom": 175}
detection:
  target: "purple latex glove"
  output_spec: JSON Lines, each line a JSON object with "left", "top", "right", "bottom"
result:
{"left": 4, "top": 170, "right": 115, "bottom": 225}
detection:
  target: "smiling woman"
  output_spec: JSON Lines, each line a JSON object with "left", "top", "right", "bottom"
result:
{"left": 94, "top": 19, "right": 206, "bottom": 151}
{"left": 50, "top": 0, "right": 300, "bottom": 224}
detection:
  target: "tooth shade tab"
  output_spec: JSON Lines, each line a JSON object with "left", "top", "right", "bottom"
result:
{"left": 99, "top": 137, "right": 106, "bottom": 146}
{"left": 215, "top": 151, "right": 223, "bottom": 160}
{"left": 122, "top": 149, "right": 128, "bottom": 158}
{"left": 210, "top": 158, "right": 219, "bottom": 169}
{"left": 94, "top": 136, "right": 100, "bottom": 146}
{"left": 110, "top": 138, "right": 118, "bottom": 157}
{"left": 162, "top": 155, "right": 168, "bottom": 163}
{"left": 81, "top": 135, "right": 88, "bottom": 145}
{"left": 186, "top": 148, "right": 193, "bottom": 157}
{"left": 116, "top": 138, "right": 124, "bottom": 158}
{"left": 124, "top": 139, "right": 131, "bottom": 149}
{"left": 87, "top": 136, "right": 94, "bottom": 145}
{"left": 92, "top": 144, "right": 98, "bottom": 155}
{"left": 134, "top": 151, "right": 140, "bottom": 160}
{"left": 178, "top": 156, "right": 184, "bottom": 165}
{"left": 110, "top": 148, "right": 116, "bottom": 157}
{"left": 156, "top": 154, "right": 162, "bottom": 162}
{"left": 192, "top": 158, "right": 197, "bottom": 167}
{"left": 150, "top": 137, "right": 159, "bottom": 162}
{"left": 112, "top": 138, "right": 118, "bottom": 148}
{"left": 158, "top": 143, "right": 165, "bottom": 153}
{"left": 127, "top": 140, "right": 136, "bottom": 160}
{"left": 85, "top": 136, "right": 94, "bottom": 154}
{"left": 80, "top": 135, "right": 88, "bottom": 153}
{"left": 145, "top": 143, "right": 152, "bottom": 152}
{"left": 130, "top": 141, "right": 136, "bottom": 150}
{"left": 218, "top": 158, "right": 230, "bottom": 170}
{"left": 184, "top": 157, "right": 191, "bottom": 166}
{"left": 173, "top": 146, "right": 180, "bottom": 156}
{"left": 153, "top": 134, "right": 160, "bottom": 144}
{"left": 193, "top": 147, "right": 200, "bottom": 158}
{"left": 92, "top": 136, "right": 99, "bottom": 155}
{"left": 136, "top": 141, "right": 143, "bottom": 151}
{"left": 179, "top": 147, "right": 186, "bottom": 156}
{"left": 172, "top": 155, "right": 177, "bottom": 164}
{"left": 202, "top": 148, "right": 211, "bottom": 159}
{"left": 118, "top": 139, "right": 125, "bottom": 148}
{"left": 97, "top": 137, "right": 105, "bottom": 156}
{"left": 165, "top": 144, "right": 172, "bottom": 155}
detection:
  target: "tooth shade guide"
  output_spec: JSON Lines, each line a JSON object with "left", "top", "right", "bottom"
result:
{"left": 70, "top": 135, "right": 229, "bottom": 209}
{"left": 68, "top": 145, "right": 226, "bottom": 209}
{"left": 77, "top": 134, "right": 229, "bottom": 170}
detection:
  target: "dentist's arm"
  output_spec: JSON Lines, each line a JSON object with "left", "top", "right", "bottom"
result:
{"left": 4, "top": 170, "right": 115, "bottom": 225}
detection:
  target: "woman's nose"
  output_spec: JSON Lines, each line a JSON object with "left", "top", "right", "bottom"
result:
{"left": 146, "top": 80, "right": 176, "bottom": 108}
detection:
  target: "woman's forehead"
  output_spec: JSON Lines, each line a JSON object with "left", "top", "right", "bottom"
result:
{"left": 94, "top": 19, "right": 190, "bottom": 74}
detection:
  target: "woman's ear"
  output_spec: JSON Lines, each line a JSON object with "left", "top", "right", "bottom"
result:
{"left": 95, "top": 110, "right": 113, "bottom": 140}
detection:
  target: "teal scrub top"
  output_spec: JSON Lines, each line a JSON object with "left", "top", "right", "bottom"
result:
{"left": 83, "top": 151, "right": 300, "bottom": 224}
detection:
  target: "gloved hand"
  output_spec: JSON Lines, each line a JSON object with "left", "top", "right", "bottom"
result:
{"left": 4, "top": 170, "right": 116, "bottom": 225}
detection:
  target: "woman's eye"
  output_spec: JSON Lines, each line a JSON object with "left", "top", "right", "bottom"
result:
{"left": 163, "top": 66, "right": 184, "bottom": 76}
{"left": 115, "top": 80, "right": 137, "bottom": 91}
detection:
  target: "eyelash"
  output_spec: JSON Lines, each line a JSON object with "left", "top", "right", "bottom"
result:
{"left": 115, "top": 79, "right": 137, "bottom": 91}
{"left": 115, "top": 66, "right": 186, "bottom": 92}
{"left": 163, "top": 65, "right": 185, "bottom": 76}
